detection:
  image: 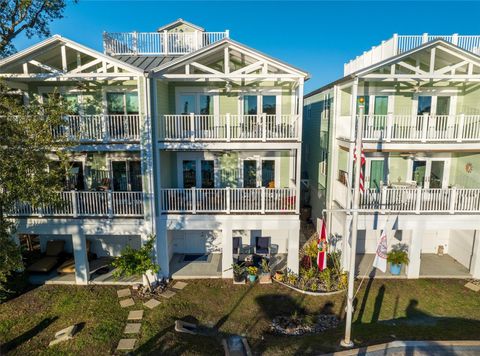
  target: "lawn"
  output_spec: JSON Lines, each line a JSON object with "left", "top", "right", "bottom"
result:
{"left": 1, "top": 279, "right": 480, "bottom": 355}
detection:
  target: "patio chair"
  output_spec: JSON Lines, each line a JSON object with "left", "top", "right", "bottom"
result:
{"left": 255, "top": 236, "right": 270, "bottom": 259}
{"left": 232, "top": 237, "right": 240, "bottom": 262}
{"left": 27, "top": 240, "right": 65, "bottom": 273}
{"left": 56, "top": 240, "right": 95, "bottom": 274}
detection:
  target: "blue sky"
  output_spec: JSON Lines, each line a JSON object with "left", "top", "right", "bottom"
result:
{"left": 11, "top": 1, "right": 480, "bottom": 93}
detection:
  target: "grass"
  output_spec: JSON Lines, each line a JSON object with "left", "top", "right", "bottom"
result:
{"left": 1, "top": 279, "right": 480, "bottom": 355}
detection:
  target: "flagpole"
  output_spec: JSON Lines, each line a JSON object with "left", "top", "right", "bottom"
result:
{"left": 341, "top": 97, "right": 365, "bottom": 348}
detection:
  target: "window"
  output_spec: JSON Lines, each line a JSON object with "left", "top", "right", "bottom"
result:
{"left": 244, "top": 95, "right": 258, "bottom": 115}
{"left": 243, "top": 160, "right": 257, "bottom": 188}
{"left": 64, "top": 93, "right": 81, "bottom": 115}
{"left": 111, "top": 161, "right": 142, "bottom": 191}
{"left": 201, "top": 160, "right": 215, "bottom": 188}
{"left": 199, "top": 95, "right": 213, "bottom": 115}
{"left": 183, "top": 160, "right": 196, "bottom": 188}
{"left": 66, "top": 161, "right": 85, "bottom": 190}
{"left": 319, "top": 150, "right": 327, "bottom": 176}
{"left": 178, "top": 93, "right": 214, "bottom": 115}
{"left": 436, "top": 96, "right": 450, "bottom": 116}
{"left": 262, "top": 95, "right": 276, "bottom": 114}
{"left": 179, "top": 94, "right": 196, "bottom": 114}
{"left": 417, "top": 96, "right": 432, "bottom": 115}
{"left": 261, "top": 160, "right": 275, "bottom": 188}
{"left": 106, "top": 92, "right": 139, "bottom": 115}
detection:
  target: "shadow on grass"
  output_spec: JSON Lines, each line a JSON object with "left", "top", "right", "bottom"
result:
{"left": 1, "top": 316, "right": 58, "bottom": 352}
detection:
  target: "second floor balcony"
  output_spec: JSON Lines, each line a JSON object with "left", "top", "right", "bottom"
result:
{"left": 52, "top": 114, "right": 141, "bottom": 143}
{"left": 159, "top": 114, "right": 300, "bottom": 143}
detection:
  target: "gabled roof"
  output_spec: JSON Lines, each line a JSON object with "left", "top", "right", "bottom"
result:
{"left": 0, "top": 34, "right": 144, "bottom": 74}
{"left": 151, "top": 38, "right": 309, "bottom": 78}
{"left": 305, "top": 39, "right": 480, "bottom": 98}
{"left": 157, "top": 18, "right": 204, "bottom": 32}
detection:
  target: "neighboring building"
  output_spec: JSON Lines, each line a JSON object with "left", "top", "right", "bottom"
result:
{"left": 1, "top": 19, "right": 308, "bottom": 284}
{"left": 303, "top": 34, "right": 480, "bottom": 279}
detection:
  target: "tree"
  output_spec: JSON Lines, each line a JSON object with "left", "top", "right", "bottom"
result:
{"left": 112, "top": 235, "right": 160, "bottom": 290}
{"left": 0, "top": 82, "right": 71, "bottom": 295}
{"left": 0, "top": 0, "right": 75, "bottom": 57}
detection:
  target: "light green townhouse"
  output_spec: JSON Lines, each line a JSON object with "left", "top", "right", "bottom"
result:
{"left": 1, "top": 19, "right": 308, "bottom": 284}
{"left": 303, "top": 34, "right": 480, "bottom": 279}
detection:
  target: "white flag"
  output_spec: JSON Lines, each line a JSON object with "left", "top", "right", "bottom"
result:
{"left": 373, "top": 229, "right": 387, "bottom": 273}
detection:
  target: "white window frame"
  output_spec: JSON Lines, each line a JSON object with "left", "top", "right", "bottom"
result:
{"left": 364, "top": 156, "right": 388, "bottom": 189}
{"left": 103, "top": 86, "right": 139, "bottom": 116}
{"left": 407, "top": 155, "right": 451, "bottom": 189}
{"left": 177, "top": 152, "right": 217, "bottom": 188}
{"left": 108, "top": 157, "right": 142, "bottom": 191}
{"left": 175, "top": 87, "right": 220, "bottom": 116}
{"left": 239, "top": 155, "right": 280, "bottom": 188}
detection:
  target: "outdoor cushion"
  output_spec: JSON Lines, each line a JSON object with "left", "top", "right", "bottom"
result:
{"left": 256, "top": 237, "right": 270, "bottom": 254}
{"left": 27, "top": 256, "right": 59, "bottom": 273}
{"left": 57, "top": 259, "right": 75, "bottom": 274}
{"left": 45, "top": 240, "right": 65, "bottom": 257}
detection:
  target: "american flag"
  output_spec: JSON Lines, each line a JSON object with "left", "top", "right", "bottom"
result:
{"left": 353, "top": 145, "right": 366, "bottom": 192}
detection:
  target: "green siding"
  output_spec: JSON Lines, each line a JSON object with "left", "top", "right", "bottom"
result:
{"left": 449, "top": 153, "right": 480, "bottom": 188}
{"left": 219, "top": 94, "right": 238, "bottom": 114}
{"left": 393, "top": 93, "right": 413, "bottom": 115}
{"left": 280, "top": 152, "right": 290, "bottom": 188}
{"left": 389, "top": 155, "right": 409, "bottom": 183}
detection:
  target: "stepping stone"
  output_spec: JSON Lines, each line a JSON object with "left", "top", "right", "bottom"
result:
{"left": 172, "top": 281, "right": 188, "bottom": 290}
{"left": 117, "top": 288, "right": 131, "bottom": 298}
{"left": 117, "top": 338, "right": 136, "bottom": 351}
{"left": 124, "top": 323, "right": 141, "bottom": 334}
{"left": 119, "top": 298, "right": 135, "bottom": 308}
{"left": 465, "top": 282, "right": 480, "bottom": 292}
{"left": 127, "top": 310, "right": 144, "bottom": 321}
{"left": 160, "top": 290, "right": 176, "bottom": 299}
{"left": 144, "top": 298, "right": 161, "bottom": 309}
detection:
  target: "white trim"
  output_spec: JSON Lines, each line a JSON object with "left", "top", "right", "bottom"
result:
{"left": 174, "top": 87, "right": 220, "bottom": 115}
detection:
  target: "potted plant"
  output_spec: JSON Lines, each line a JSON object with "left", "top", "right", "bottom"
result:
{"left": 246, "top": 266, "right": 258, "bottom": 283}
{"left": 259, "top": 258, "right": 272, "bottom": 284}
{"left": 387, "top": 248, "right": 409, "bottom": 275}
{"left": 274, "top": 270, "right": 284, "bottom": 281}
{"left": 231, "top": 262, "right": 245, "bottom": 284}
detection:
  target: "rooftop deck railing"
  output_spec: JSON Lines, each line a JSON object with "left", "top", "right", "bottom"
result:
{"left": 344, "top": 34, "right": 480, "bottom": 75}
{"left": 103, "top": 31, "right": 229, "bottom": 56}
{"left": 159, "top": 187, "right": 297, "bottom": 214}
{"left": 10, "top": 191, "right": 144, "bottom": 218}
{"left": 159, "top": 114, "right": 300, "bottom": 142}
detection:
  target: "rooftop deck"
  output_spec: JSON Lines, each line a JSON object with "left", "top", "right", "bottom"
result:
{"left": 344, "top": 34, "right": 480, "bottom": 75}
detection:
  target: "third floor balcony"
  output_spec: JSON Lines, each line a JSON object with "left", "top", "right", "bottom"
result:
{"left": 158, "top": 113, "right": 300, "bottom": 143}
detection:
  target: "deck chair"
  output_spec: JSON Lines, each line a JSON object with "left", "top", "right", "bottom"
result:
{"left": 56, "top": 240, "right": 93, "bottom": 274}
{"left": 27, "top": 240, "right": 65, "bottom": 273}
{"left": 255, "top": 236, "right": 270, "bottom": 259}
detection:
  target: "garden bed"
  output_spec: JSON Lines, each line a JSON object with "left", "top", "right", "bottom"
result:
{"left": 273, "top": 278, "right": 346, "bottom": 296}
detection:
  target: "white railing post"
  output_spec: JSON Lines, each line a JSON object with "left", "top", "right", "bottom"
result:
{"left": 449, "top": 187, "right": 457, "bottom": 214}
{"left": 133, "top": 31, "right": 138, "bottom": 55}
{"left": 226, "top": 113, "right": 231, "bottom": 142}
{"left": 163, "top": 30, "right": 168, "bottom": 54}
{"left": 457, "top": 113, "right": 465, "bottom": 142}
{"left": 72, "top": 191, "right": 78, "bottom": 218}
{"left": 102, "top": 115, "right": 108, "bottom": 142}
{"left": 393, "top": 33, "right": 399, "bottom": 54}
{"left": 381, "top": 186, "right": 387, "bottom": 214}
{"left": 261, "top": 187, "right": 266, "bottom": 214}
{"left": 422, "top": 33, "right": 429, "bottom": 44}
{"left": 226, "top": 186, "right": 231, "bottom": 214}
{"left": 452, "top": 33, "right": 459, "bottom": 45}
{"left": 225, "top": 30, "right": 230, "bottom": 38}
{"left": 191, "top": 187, "right": 196, "bottom": 214}
{"left": 262, "top": 113, "right": 267, "bottom": 142}
{"left": 190, "top": 112, "right": 195, "bottom": 142}
{"left": 415, "top": 187, "right": 422, "bottom": 214}
{"left": 107, "top": 190, "right": 113, "bottom": 218}
{"left": 421, "top": 113, "right": 429, "bottom": 142}
{"left": 194, "top": 30, "right": 199, "bottom": 50}
{"left": 386, "top": 113, "right": 393, "bottom": 142}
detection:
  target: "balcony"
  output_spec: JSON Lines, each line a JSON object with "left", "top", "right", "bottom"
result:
{"left": 11, "top": 191, "right": 144, "bottom": 218}
{"left": 52, "top": 115, "right": 141, "bottom": 143}
{"left": 360, "top": 187, "right": 480, "bottom": 214}
{"left": 103, "top": 31, "right": 229, "bottom": 56}
{"left": 159, "top": 114, "right": 300, "bottom": 142}
{"left": 344, "top": 34, "right": 480, "bottom": 75}
{"left": 159, "top": 188, "right": 296, "bottom": 214}
{"left": 357, "top": 114, "right": 480, "bottom": 143}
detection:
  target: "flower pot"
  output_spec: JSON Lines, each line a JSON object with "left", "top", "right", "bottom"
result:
{"left": 274, "top": 271, "right": 284, "bottom": 281}
{"left": 248, "top": 274, "right": 257, "bottom": 283}
{"left": 259, "top": 272, "right": 272, "bottom": 284}
{"left": 390, "top": 263, "right": 402, "bottom": 275}
{"left": 233, "top": 274, "right": 245, "bottom": 284}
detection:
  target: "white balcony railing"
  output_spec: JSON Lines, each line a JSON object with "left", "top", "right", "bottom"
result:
{"left": 359, "top": 187, "right": 480, "bottom": 214}
{"left": 10, "top": 191, "right": 144, "bottom": 217}
{"left": 103, "top": 31, "right": 229, "bottom": 55}
{"left": 51, "top": 115, "right": 141, "bottom": 143}
{"left": 159, "top": 187, "right": 297, "bottom": 214}
{"left": 358, "top": 114, "right": 480, "bottom": 143}
{"left": 344, "top": 34, "right": 480, "bottom": 75}
{"left": 159, "top": 114, "right": 300, "bottom": 142}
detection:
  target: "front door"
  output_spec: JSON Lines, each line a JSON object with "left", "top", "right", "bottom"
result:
{"left": 369, "top": 160, "right": 385, "bottom": 190}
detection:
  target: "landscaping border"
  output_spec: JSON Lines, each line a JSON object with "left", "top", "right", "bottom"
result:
{"left": 273, "top": 278, "right": 346, "bottom": 296}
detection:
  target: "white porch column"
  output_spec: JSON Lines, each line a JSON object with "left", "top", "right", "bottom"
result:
{"left": 470, "top": 230, "right": 480, "bottom": 279}
{"left": 406, "top": 229, "right": 422, "bottom": 279}
{"left": 72, "top": 227, "right": 89, "bottom": 285}
{"left": 222, "top": 222, "right": 233, "bottom": 278}
{"left": 156, "top": 223, "right": 170, "bottom": 278}
{"left": 287, "top": 227, "right": 300, "bottom": 274}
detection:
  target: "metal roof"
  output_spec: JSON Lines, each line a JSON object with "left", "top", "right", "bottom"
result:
{"left": 112, "top": 55, "right": 178, "bottom": 71}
